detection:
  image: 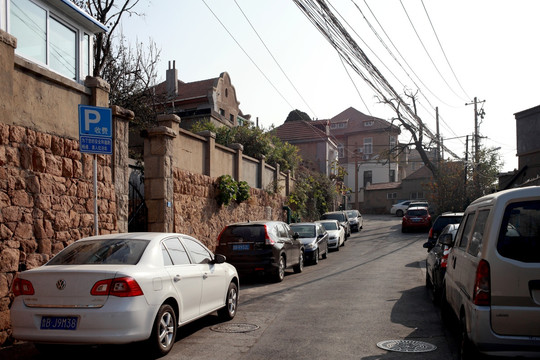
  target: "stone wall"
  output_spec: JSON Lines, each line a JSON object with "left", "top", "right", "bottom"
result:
{"left": 173, "top": 169, "right": 287, "bottom": 250}
{"left": 0, "top": 123, "right": 117, "bottom": 345}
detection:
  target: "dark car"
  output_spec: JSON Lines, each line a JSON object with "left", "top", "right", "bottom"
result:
{"left": 321, "top": 211, "right": 351, "bottom": 238}
{"left": 401, "top": 207, "right": 432, "bottom": 232}
{"left": 216, "top": 221, "right": 304, "bottom": 282}
{"left": 290, "top": 222, "right": 329, "bottom": 265}
{"left": 423, "top": 223, "right": 459, "bottom": 303}
{"left": 426, "top": 212, "right": 463, "bottom": 248}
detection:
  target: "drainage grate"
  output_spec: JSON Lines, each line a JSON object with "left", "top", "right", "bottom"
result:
{"left": 210, "top": 323, "right": 260, "bottom": 333}
{"left": 377, "top": 340, "right": 437, "bottom": 353}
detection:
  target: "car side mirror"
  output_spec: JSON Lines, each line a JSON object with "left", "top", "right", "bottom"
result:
{"left": 439, "top": 233, "right": 454, "bottom": 246}
{"left": 293, "top": 232, "right": 300, "bottom": 240}
{"left": 213, "top": 253, "right": 226, "bottom": 264}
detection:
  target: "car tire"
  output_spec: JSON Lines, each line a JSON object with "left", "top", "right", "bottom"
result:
{"left": 149, "top": 304, "right": 177, "bottom": 357}
{"left": 396, "top": 209, "right": 404, "bottom": 217}
{"left": 313, "top": 249, "right": 319, "bottom": 265}
{"left": 293, "top": 251, "right": 304, "bottom": 273}
{"left": 401, "top": 226, "right": 407, "bottom": 233}
{"left": 459, "top": 314, "right": 480, "bottom": 360}
{"left": 271, "top": 255, "right": 286, "bottom": 282}
{"left": 322, "top": 245, "right": 328, "bottom": 259}
{"left": 218, "top": 282, "right": 238, "bottom": 321}
{"left": 425, "top": 270, "right": 431, "bottom": 289}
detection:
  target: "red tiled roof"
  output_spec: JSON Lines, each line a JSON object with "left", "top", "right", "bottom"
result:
{"left": 366, "top": 182, "right": 402, "bottom": 191}
{"left": 154, "top": 78, "right": 217, "bottom": 101}
{"left": 274, "top": 121, "right": 330, "bottom": 142}
{"left": 313, "top": 107, "right": 399, "bottom": 135}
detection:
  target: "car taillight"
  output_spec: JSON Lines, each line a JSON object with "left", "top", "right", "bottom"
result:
{"left": 217, "top": 227, "right": 227, "bottom": 245}
{"left": 428, "top": 227, "right": 434, "bottom": 238}
{"left": 264, "top": 225, "right": 275, "bottom": 245}
{"left": 91, "top": 277, "right": 143, "bottom": 297}
{"left": 441, "top": 246, "right": 451, "bottom": 268}
{"left": 12, "top": 277, "right": 34, "bottom": 296}
{"left": 473, "top": 260, "right": 490, "bottom": 306}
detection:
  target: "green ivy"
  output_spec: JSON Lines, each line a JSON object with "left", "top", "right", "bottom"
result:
{"left": 216, "top": 175, "right": 251, "bottom": 206}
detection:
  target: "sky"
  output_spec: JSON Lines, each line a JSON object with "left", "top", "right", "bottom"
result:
{"left": 120, "top": 0, "right": 540, "bottom": 173}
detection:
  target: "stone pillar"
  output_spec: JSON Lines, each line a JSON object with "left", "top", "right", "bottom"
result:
{"left": 285, "top": 170, "right": 291, "bottom": 196}
{"left": 0, "top": 30, "right": 16, "bottom": 124}
{"left": 229, "top": 143, "right": 244, "bottom": 181}
{"left": 258, "top": 155, "right": 266, "bottom": 189}
{"left": 85, "top": 76, "right": 110, "bottom": 107}
{"left": 144, "top": 114, "right": 180, "bottom": 232}
{"left": 111, "top": 105, "right": 134, "bottom": 233}
{"left": 273, "top": 163, "right": 280, "bottom": 194}
{"left": 197, "top": 130, "right": 216, "bottom": 177}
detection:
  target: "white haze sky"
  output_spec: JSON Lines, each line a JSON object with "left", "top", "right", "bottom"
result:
{"left": 121, "top": 0, "right": 540, "bottom": 172}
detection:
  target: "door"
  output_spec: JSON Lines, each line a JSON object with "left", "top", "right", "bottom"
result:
{"left": 162, "top": 238, "right": 202, "bottom": 322}
{"left": 279, "top": 223, "right": 299, "bottom": 267}
{"left": 182, "top": 236, "right": 227, "bottom": 315}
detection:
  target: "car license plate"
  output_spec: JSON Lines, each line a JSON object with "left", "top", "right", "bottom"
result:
{"left": 412, "top": 218, "right": 421, "bottom": 222}
{"left": 40, "top": 316, "right": 78, "bottom": 330}
{"left": 232, "top": 244, "right": 250, "bottom": 251}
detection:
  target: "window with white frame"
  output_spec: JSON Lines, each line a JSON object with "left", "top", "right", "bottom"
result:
{"left": 330, "top": 122, "right": 347, "bottom": 129}
{"left": 363, "top": 137, "right": 373, "bottom": 154}
{"left": 387, "top": 192, "right": 397, "bottom": 199}
{"left": 410, "top": 192, "right": 424, "bottom": 199}
{"left": 9, "top": 0, "right": 93, "bottom": 82}
{"left": 364, "top": 120, "right": 374, "bottom": 127}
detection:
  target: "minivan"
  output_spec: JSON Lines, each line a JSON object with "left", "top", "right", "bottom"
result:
{"left": 443, "top": 186, "right": 540, "bottom": 358}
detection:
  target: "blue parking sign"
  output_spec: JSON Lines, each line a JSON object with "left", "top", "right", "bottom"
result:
{"left": 79, "top": 105, "right": 112, "bottom": 154}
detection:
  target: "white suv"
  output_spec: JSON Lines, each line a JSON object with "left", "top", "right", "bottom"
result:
{"left": 443, "top": 186, "right": 540, "bottom": 358}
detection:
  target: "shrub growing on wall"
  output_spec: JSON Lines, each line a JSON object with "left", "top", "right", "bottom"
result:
{"left": 216, "top": 175, "right": 251, "bottom": 206}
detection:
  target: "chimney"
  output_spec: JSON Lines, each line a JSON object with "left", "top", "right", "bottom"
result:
{"left": 325, "top": 120, "right": 330, "bottom": 136}
{"left": 166, "top": 60, "right": 178, "bottom": 98}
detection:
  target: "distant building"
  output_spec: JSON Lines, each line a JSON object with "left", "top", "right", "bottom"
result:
{"left": 153, "top": 61, "right": 251, "bottom": 131}
{"left": 500, "top": 105, "right": 540, "bottom": 188}
{"left": 273, "top": 120, "right": 338, "bottom": 176}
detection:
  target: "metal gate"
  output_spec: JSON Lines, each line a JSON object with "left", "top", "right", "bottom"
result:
{"left": 128, "top": 164, "right": 147, "bottom": 232}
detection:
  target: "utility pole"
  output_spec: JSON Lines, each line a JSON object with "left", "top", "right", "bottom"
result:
{"left": 466, "top": 97, "right": 486, "bottom": 198}
{"left": 436, "top": 106, "right": 440, "bottom": 163}
{"left": 354, "top": 143, "right": 359, "bottom": 210}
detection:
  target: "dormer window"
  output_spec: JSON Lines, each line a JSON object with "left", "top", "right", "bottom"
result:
{"left": 330, "top": 121, "right": 347, "bottom": 129}
{"left": 8, "top": 0, "right": 106, "bottom": 83}
{"left": 364, "top": 121, "right": 374, "bottom": 127}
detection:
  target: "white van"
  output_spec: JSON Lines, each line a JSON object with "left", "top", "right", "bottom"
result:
{"left": 443, "top": 186, "right": 540, "bottom": 358}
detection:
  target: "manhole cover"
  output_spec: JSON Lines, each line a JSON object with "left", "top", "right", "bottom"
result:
{"left": 377, "top": 340, "right": 437, "bottom": 353}
{"left": 210, "top": 323, "right": 260, "bottom": 333}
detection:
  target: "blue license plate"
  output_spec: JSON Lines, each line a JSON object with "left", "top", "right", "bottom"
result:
{"left": 232, "top": 244, "right": 250, "bottom": 251}
{"left": 40, "top": 316, "right": 78, "bottom": 330}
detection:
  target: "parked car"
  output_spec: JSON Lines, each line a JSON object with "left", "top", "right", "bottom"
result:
{"left": 407, "top": 201, "right": 429, "bottom": 209}
{"left": 320, "top": 211, "right": 351, "bottom": 238}
{"left": 390, "top": 200, "right": 412, "bottom": 217}
{"left": 290, "top": 222, "right": 329, "bottom": 265}
{"left": 316, "top": 220, "right": 345, "bottom": 250}
{"left": 10, "top": 233, "right": 239, "bottom": 357}
{"left": 346, "top": 209, "right": 363, "bottom": 232}
{"left": 424, "top": 223, "right": 459, "bottom": 303}
{"left": 216, "top": 221, "right": 304, "bottom": 282}
{"left": 426, "top": 212, "right": 464, "bottom": 248}
{"left": 401, "top": 207, "right": 432, "bottom": 232}
{"left": 443, "top": 186, "right": 540, "bottom": 358}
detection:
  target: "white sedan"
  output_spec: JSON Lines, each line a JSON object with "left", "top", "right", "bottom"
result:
{"left": 10, "top": 233, "right": 239, "bottom": 356}
{"left": 316, "top": 220, "right": 345, "bottom": 250}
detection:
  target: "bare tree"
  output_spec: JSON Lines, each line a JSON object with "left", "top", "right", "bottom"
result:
{"left": 73, "top": 0, "right": 141, "bottom": 77}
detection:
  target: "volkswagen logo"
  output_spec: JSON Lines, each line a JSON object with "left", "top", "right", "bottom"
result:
{"left": 56, "top": 279, "right": 66, "bottom": 290}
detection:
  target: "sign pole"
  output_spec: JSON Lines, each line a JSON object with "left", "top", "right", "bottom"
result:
{"left": 94, "top": 154, "right": 98, "bottom": 236}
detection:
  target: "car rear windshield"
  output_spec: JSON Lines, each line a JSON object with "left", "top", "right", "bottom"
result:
{"left": 433, "top": 216, "right": 463, "bottom": 231}
{"left": 290, "top": 225, "right": 315, "bottom": 238}
{"left": 407, "top": 209, "right": 428, "bottom": 216}
{"left": 47, "top": 239, "right": 149, "bottom": 265}
{"left": 321, "top": 213, "right": 345, "bottom": 221}
{"left": 497, "top": 200, "right": 540, "bottom": 263}
{"left": 320, "top": 222, "right": 338, "bottom": 231}
{"left": 219, "top": 225, "right": 267, "bottom": 243}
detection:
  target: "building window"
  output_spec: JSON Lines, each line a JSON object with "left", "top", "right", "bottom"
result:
{"left": 389, "top": 169, "right": 395, "bottom": 182}
{"left": 229, "top": 114, "right": 234, "bottom": 123}
{"left": 364, "top": 120, "right": 374, "bottom": 127}
{"left": 219, "top": 108, "right": 225, "bottom": 116}
{"left": 364, "top": 137, "right": 373, "bottom": 154}
{"left": 387, "top": 192, "right": 397, "bottom": 199}
{"left": 410, "top": 192, "right": 424, "bottom": 199}
{"left": 330, "top": 122, "right": 347, "bottom": 129}
{"left": 225, "top": 88, "right": 228, "bottom": 97}
{"left": 9, "top": 0, "right": 92, "bottom": 82}
{"left": 363, "top": 170, "right": 372, "bottom": 188}
{"left": 338, "top": 145, "right": 344, "bottom": 158}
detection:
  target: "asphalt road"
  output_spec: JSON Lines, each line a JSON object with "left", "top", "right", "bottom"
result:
{"left": 1, "top": 215, "right": 461, "bottom": 360}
